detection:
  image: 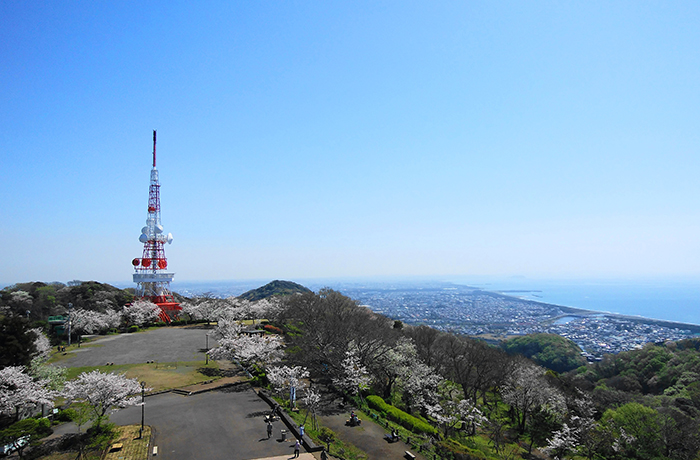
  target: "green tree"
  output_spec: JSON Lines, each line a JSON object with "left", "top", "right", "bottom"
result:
{"left": 0, "top": 316, "right": 37, "bottom": 368}
{"left": 600, "top": 402, "right": 662, "bottom": 460}
{"left": 0, "top": 418, "right": 52, "bottom": 459}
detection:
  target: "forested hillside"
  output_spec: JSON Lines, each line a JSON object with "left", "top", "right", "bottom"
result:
{"left": 237, "top": 279, "right": 312, "bottom": 301}
{"left": 0, "top": 281, "right": 135, "bottom": 320}
{"left": 501, "top": 333, "right": 588, "bottom": 373}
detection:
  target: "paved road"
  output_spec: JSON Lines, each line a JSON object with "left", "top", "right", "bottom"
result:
{"left": 110, "top": 388, "right": 299, "bottom": 460}
{"left": 59, "top": 326, "right": 216, "bottom": 367}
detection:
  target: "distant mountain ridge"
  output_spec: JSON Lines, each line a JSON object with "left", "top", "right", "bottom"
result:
{"left": 237, "top": 280, "right": 312, "bottom": 301}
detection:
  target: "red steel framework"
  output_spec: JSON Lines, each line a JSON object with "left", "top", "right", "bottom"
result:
{"left": 131, "top": 130, "right": 181, "bottom": 322}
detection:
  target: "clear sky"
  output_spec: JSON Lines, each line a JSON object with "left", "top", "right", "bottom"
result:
{"left": 1, "top": 1, "right": 699, "bottom": 285}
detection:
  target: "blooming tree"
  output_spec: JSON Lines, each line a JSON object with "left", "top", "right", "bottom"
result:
{"left": 249, "top": 298, "right": 284, "bottom": 323}
{"left": 333, "top": 347, "right": 371, "bottom": 400}
{"left": 267, "top": 365, "right": 309, "bottom": 408}
{"left": 545, "top": 392, "right": 597, "bottom": 458}
{"left": 211, "top": 313, "right": 244, "bottom": 341}
{"left": 70, "top": 308, "right": 115, "bottom": 335}
{"left": 28, "top": 328, "right": 67, "bottom": 393}
{"left": 0, "top": 366, "right": 56, "bottom": 421}
{"left": 209, "top": 333, "right": 283, "bottom": 374}
{"left": 10, "top": 291, "right": 32, "bottom": 311}
{"left": 425, "top": 398, "right": 487, "bottom": 437}
{"left": 501, "top": 361, "right": 565, "bottom": 434}
{"left": 303, "top": 386, "right": 322, "bottom": 430}
{"left": 401, "top": 361, "right": 443, "bottom": 412}
{"left": 63, "top": 370, "right": 145, "bottom": 427}
{"left": 181, "top": 295, "right": 233, "bottom": 324}
{"left": 122, "top": 299, "right": 161, "bottom": 327}
{"left": 29, "top": 328, "right": 52, "bottom": 362}
{"left": 208, "top": 309, "right": 283, "bottom": 375}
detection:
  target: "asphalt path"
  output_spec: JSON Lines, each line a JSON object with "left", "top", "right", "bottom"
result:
{"left": 59, "top": 326, "right": 216, "bottom": 367}
{"left": 109, "top": 388, "right": 298, "bottom": 460}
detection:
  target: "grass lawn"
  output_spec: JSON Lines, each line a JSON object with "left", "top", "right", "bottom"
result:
{"left": 104, "top": 425, "right": 152, "bottom": 460}
{"left": 63, "top": 361, "right": 220, "bottom": 392}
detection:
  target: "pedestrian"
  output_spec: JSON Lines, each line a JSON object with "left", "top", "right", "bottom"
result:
{"left": 293, "top": 439, "right": 301, "bottom": 458}
{"left": 321, "top": 448, "right": 328, "bottom": 460}
{"left": 267, "top": 421, "right": 272, "bottom": 439}
{"left": 299, "top": 424, "right": 305, "bottom": 437}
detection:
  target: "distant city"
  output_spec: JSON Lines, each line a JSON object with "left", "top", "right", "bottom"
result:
{"left": 337, "top": 283, "right": 700, "bottom": 360}
{"left": 170, "top": 279, "right": 700, "bottom": 361}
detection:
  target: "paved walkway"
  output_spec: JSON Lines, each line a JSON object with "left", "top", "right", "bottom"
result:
{"left": 318, "top": 412, "right": 427, "bottom": 460}
{"left": 59, "top": 326, "right": 215, "bottom": 367}
{"left": 251, "top": 455, "right": 316, "bottom": 460}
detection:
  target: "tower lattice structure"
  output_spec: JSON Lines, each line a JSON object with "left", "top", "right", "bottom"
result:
{"left": 131, "top": 130, "right": 180, "bottom": 322}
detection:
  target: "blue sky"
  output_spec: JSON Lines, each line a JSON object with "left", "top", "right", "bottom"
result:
{"left": 1, "top": 1, "right": 699, "bottom": 285}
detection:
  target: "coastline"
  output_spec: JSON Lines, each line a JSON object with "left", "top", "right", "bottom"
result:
{"left": 488, "top": 288, "right": 700, "bottom": 333}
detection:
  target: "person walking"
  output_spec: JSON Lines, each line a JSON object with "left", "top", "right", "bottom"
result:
{"left": 321, "top": 448, "right": 328, "bottom": 460}
{"left": 293, "top": 438, "right": 301, "bottom": 458}
{"left": 267, "top": 420, "right": 273, "bottom": 439}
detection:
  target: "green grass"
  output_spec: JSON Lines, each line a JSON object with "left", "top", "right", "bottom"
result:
{"left": 64, "top": 361, "right": 221, "bottom": 392}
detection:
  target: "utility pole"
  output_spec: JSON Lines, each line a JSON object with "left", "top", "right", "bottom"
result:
{"left": 67, "top": 303, "right": 73, "bottom": 346}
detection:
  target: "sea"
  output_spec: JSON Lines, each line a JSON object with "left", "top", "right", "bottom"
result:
{"left": 166, "top": 276, "right": 700, "bottom": 326}
{"left": 448, "top": 277, "right": 700, "bottom": 326}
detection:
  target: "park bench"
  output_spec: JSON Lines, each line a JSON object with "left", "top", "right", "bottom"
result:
{"left": 404, "top": 451, "right": 416, "bottom": 459}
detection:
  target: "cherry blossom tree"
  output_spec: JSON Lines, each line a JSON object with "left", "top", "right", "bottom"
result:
{"left": 501, "top": 360, "right": 565, "bottom": 434}
{"left": 249, "top": 298, "right": 284, "bottom": 324}
{"left": 303, "top": 386, "right": 322, "bottom": 430}
{"left": 29, "top": 328, "right": 52, "bottom": 362}
{"left": 0, "top": 366, "right": 56, "bottom": 421}
{"left": 211, "top": 313, "right": 244, "bottom": 341}
{"left": 63, "top": 370, "right": 146, "bottom": 427}
{"left": 401, "top": 359, "right": 443, "bottom": 413}
{"left": 29, "top": 326, "right": 67, "bottom": 396}
{"left": 122, "top": 299, "right": 161, "bottom": 327}
{"left": 209, "top": 333, "right": 283, "bottom": 374}
{"left": 70, "top": 308, "right": 112, "bottom": 335}
{"left": 425, "top": 398, "right": 486, "bottom": 437}
{"left": 267, "top": 365, "right": 309, "bottom": 408}
{"left": 10, "top": 290, "right": 32, "bottom": 312}
{"left": 333, "top": 347, "right": 371, "bottom": 401}
{"left": 544, "top": 392, "right": 597, "bottom": 459}
{"left": 181, "top": 294, "right": 234, "bottom": 324}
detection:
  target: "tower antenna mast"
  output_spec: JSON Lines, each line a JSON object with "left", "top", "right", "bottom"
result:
{"left": 131, "top": 130, "right": 180, "bottom": 322}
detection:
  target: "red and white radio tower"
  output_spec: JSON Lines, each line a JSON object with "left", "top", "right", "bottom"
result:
{"left": 131, "top": 130, "right": 181, "bottom": 322}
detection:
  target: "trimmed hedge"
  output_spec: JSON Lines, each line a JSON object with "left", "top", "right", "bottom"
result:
{"left": 366, "top": 395, "right": 437, "bottom": 435}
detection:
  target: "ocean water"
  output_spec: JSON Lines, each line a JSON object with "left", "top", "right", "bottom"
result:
{"left": 458, "top": 278, "right": 700, "bottom": 326}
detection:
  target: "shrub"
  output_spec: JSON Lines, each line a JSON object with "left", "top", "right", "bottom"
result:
{"left": 437, "top": 439, "right": 489, "bottom": 460}
{"left": 128, "top": 325, "right": 139, "bottom": 333}
{"left": 55, "top": 408, "right": 76, "bottom": 422}
{"left": 366, "top": 395, "right": 437, "bottom": 435}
